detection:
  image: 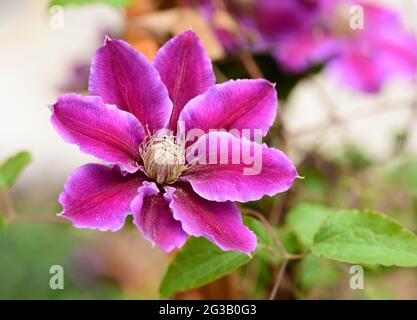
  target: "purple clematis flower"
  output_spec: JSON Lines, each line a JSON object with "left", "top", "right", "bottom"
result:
{"left": 195, "top": 0, "right": 417, "bottom": 93}
{"left": 50, "top": 31, "right": 297, "bottom": 253}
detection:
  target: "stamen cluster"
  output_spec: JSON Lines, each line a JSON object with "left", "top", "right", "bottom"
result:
{"left": 140, "top": 134, "right": 185, "bottom": 185}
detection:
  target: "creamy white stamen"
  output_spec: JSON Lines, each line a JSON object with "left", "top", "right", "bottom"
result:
{"left": 140, "top": 134, "right": 185, "bottom": 185}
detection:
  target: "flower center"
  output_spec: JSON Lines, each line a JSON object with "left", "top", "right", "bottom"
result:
{"left": 140, "top": 134, "right": 185, "bottom": 185}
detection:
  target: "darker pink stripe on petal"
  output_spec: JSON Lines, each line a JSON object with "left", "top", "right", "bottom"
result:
{"left": 131, "top": 182, "right": 188, "bottom": 252}
{"left": 89, "top": 37, "right": 172, "bottom": 131}
{"left": 183, "top": 132, "right": 297, "bottom": 202}
{"left": 179, "top": 79, "right": 277, "bottom": 137}
{"left": 59, "top": 164, "right": 146, "bottom": 232}
{"left": 51, "top": 93, "right": 144, "bottom": 173}
{"left": 165, "top": 182, "right": 257, "bottom": 253}
{"left": 153, "top": 31, "right": 215, "bottom": 131}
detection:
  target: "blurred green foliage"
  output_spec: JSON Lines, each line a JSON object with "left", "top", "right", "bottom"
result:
{"left": 286, "top": 203, "right": 331, "bottom": 248}
{"left": 335, "top": 145, "right": 372, "bottom": 171}
{"left": 0, "top": 222, "right": 121, "bottom": 299}
{"left": 0, "top": 151, "right": 31, "bottom": 188}
{"left": 296, "top": 254, "right": 341, "bottom": 291}
{"left": 49, "top": 0, "right": 132, "bottom": 7}
{"left": 386, "top": 158, "right": 417, "bottom": 195}
{"left": 0, "top": 216, "right": 4, "bottom": 234}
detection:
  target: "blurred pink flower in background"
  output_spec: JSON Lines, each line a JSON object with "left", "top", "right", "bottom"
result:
{"left": 195, "top": 0, "right": 417, "bottom": 92}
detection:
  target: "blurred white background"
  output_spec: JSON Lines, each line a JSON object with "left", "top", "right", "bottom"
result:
{"left": 0, "top": 0, "right": 123, "bottom": 203}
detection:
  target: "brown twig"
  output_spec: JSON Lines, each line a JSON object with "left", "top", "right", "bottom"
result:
{"left": 268, "top": 259, "right": 288, "bottom": 300}
{"left": 242, "top": 208, "right": 307, "bottom": 261}
{"left": 0, "top": 188, "right": 16, "bottom": 223}
{"left": 396, "top": 89, "right": 417, "bottom": 154}
{"left": 269, "top": 192, "right": 291, "bottom": 225}
{"left": 238, "top": 51, "right": 264, "bottom": 79}
{"left": 209, "top": 0, "right": 264, "bottom": 80}
{"left": 242, "top": 208, "right": 287, "bottom": 258}
{"left": 13, "top": 214, "right": 66, "bottom": 224}
{"left": 0, "top": 188, "right": 65, "bottom": 225}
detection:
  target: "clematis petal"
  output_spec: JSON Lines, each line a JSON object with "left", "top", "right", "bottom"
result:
{"left": 273, "top": 34, "right": 340, "bottom": 73}
{"left": 179, "top": 79, "right": 277, "bottom": 137}
{"left": 358, "top": 1, "right": 402, "bottom": 33}
{"left": 375, "top": 31, "right": 417, "bottom": 79}
{"left": 89, "top": 37, "right": 172, "bottom": 131}
{"left": 131, "top": 182, "right": 188, "bottom": 252}
{"left": 59, "top": 164, "right": 146, "bottom": 232}
{"left": 182, "top": 132, "right": 297, "bottom": 202}
{"left": 51, "top": 94, "right": 144, "bottom": 172}
{"left": 253, "top": 0, "right": 320, "bottom": 42}
{"left": 51, "top": 94, "right": 145, "bottom": 173}
{"left": 153, "top": 31, "right": 215, "bottom": 131}
{"left": 326, "top": 48, "right": 386, "bottom": 93}
{"left": 165, "top": 182, "right": 256, "bottom": 253}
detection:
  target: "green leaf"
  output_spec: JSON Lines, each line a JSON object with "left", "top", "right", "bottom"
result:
{"left": 296, "top": 254, "right": 340, "bottom": 291}
{"left": 277, "top": 227, "right": 303, "bottom": 255}
{"left": 0, "top": 151, "right": 32, "bottom": 188}
{"left": 159, "top": 216, "right": 269, "bottom": 298}
{"left": 286, "top": 203, "right": 331, "bottom": 248}
{"left": 243, "top": 216, "right": 271, "bottom": 248}
{"left": 0, "top": 216, "right": 4, "bottom": 234}
{"left": 312, "top": 209, "right": 417, "bottom": 267}
{"left": 49, "top": 0, "right": 132, "bottom": 7}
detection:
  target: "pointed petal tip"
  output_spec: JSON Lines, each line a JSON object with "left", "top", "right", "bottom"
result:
{"left": 50, "top": 93, "right": 79, "bottom": 112}
{"left": 51, "top": 96, "right": 145, "bottom": 174}
{"left": 48, "top": 102, "right": 55, "bottom": 112}
{"left": 104, "top": 35, "right": 113, "bottom": 44}
{"left": 143, "top": 234, "right": 186, "bottom": 253}
{"left": 90, "top": 35, "right": 173, "bottom": 131}
{"left": 174, "top": 29, "right": 203, "bottom": 44}
{"left": 160, "top": 243, "right": 182, "bottom": 253}
{"left": 257, "top": 78, "right": 277, "bottom": 90}
{"left": 182, "top": 29, "right": 196, "bottom": 36}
